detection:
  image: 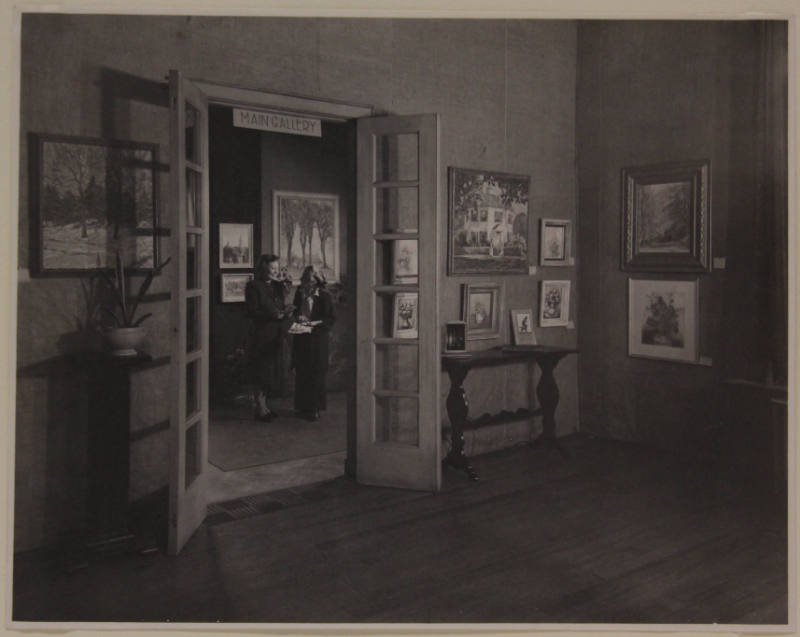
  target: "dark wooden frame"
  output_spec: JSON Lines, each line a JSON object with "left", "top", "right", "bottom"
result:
{"left": 29, "top": 133, "right": 160, "bottom": 276}
{"left": 621, "top": 159, "right": 710, "bottom": 273}
{"left": 461, "top": 282, "right": 502, "bottom": 341}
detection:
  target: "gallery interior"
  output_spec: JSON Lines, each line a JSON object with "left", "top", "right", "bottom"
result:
{"left": 10, "top": 14, "right": 791, "bottom": 626}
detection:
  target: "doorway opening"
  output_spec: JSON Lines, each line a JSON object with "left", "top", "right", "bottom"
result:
{"left": 205, "top": 103, "right": 357, "bottom": 504}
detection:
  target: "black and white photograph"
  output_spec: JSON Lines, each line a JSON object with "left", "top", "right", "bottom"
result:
{"left": 4, "top": 3, "right": 796, "bottom": 634}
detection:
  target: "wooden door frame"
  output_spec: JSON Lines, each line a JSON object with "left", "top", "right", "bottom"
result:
{"left": 193, "top": 79, "right": 373, "bottom": 479}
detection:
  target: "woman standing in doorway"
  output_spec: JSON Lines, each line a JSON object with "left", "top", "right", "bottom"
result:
{"left": 245, "top": 254, "right": 294, "bottom": 422}
{"left": 291, "top": 265, "right": 335, "bottom": 421}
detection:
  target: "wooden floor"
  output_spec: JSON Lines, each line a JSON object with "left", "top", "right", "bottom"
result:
{"left": 12, "top": 434, "right": 788, "bottom": 625}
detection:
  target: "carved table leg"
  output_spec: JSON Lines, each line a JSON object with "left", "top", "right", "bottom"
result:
{"left": 443, "top": 366, "right": 479, "bottom": 481}
{"left": 531, "top": 354, "right": 570, "bottom": 458}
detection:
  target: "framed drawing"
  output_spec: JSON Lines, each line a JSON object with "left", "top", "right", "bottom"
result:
{"left": 510, "top": 309, "right": 537, "bottom": 345}
{"left": 444, "top": 321, "right": 467, "bottom": 354}
{"left": 628, "top": 278, "right": 699, "bottom": 363}
{"left": 220, "top": 273, "right": 253, "bottom": 303}
{"left": 392, "top": 238, "right": 418, "bottom": 284}
{"left": 392, "top": 292, "right": 419, "bottom": 339}
{"left": 461, "top": 282, "right": 502, "bottom": 340}
{"left": 219, "top": 223, "right": 253, "bottom": 269}
{"left": 621, "top": 160, "right": 711, "bottom": 272}
{"left": 273, "top": 191, "right": 340, "bottom": 283}
{"left": 29, "top": 133, "right": 159, "bottom": 275}
{"left": 539, "top": 280, "right": 571, "bottom": 327}
{"left": 539, "top": 218, "right": 573, "bottom": 267}
{"left": 448, "top": 167, "right": 530, "bottom": 275}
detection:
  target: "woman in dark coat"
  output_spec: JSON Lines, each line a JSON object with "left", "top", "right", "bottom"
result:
{"left": 291, "top": 265, "right": 335, "bottom": 421}
{"left": 245, "top": 254, "right": 294, "bottom": 422}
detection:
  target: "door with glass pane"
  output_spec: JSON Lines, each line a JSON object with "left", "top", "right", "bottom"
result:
{"left": 168, "top": 70, "right": 210, "bottom": 554}
{"left": 356, "top": 114, "right": 440, "bottom": 491}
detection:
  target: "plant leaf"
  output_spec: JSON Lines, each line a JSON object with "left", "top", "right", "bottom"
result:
{"left": 127, "top": 256, "right": 171, "bottom": 327}
{"left": 132, "top": 312, "right": 152, "bottom": 327}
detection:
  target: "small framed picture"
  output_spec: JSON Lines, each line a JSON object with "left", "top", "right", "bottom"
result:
{"left": 461, "top": 282, "right": 502, "bottom": 340}
{"left": 392, "top": 292, "right": 419, "bottom": 339}
{"left": 510, "top": 309, "right": 537, "bottom": 345}
{"left": 444, "top": 321, "right": 467, "bottom": 353}
{"left": 539, "top": 280, "right": 571, "bottom": 327}
{"left": 392, "top": 239, "right": 418, "bottom": 284}
{"left": 219, "top": 223, "right": 254, "bottom": 269}
{"left": 220, "top": 273, "right": 253, "bottom": 303}
{"left": 539, "top": 218, "right": 573, "bottom": 267}
{"left": 628, "top": 278, "right": 699, "bottom": 363}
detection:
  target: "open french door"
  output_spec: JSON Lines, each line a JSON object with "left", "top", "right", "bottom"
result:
{"left": 356, "top": 114, "right": 441, "bottom": 491}
{"left": 167, "top": 70, "right": 210, "bottom": 554}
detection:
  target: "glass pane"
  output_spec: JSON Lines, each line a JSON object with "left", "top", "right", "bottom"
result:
{"left": 374, "top": 133, "right": 418, "bottom": 182}
{"left": 186, "top": 297, "right": 200, "bottom": 353}
{"left": 185, "top": 421, "right": 201, "bottom": 488}
{"left": 376, "top": 239, "right": 418, "bottom": 286}
{"left": 185, "top": 102, "right": 199, "bottom": 164}
{"left": 186, "top": 232, "right": 199, "bottom": 290}
{"left": 375, "top": 291, "right": 419, "bottom": 339}
{"left": 375, "top": 187, "right": 418, "bottom": 234}
{"left": 186, "top": 168, "right": 200, "bottom": 228}
{"left": 375, "top": 396, "right": 419, "bottom": 446}
{"left": 186, "top": 359, "right": 199, "bottom": 417}
{"left": 375, "top": 344, "right": 418, "bottom": 392}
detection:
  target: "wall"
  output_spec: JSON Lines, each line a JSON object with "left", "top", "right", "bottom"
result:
{"left": 575, "top": 21, "right": 779, "bottom": 448}
{"left": 15, "top": 15, "right": 578, "bottom": 552}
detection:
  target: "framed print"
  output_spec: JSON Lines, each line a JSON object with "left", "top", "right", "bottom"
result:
{"left": 510, "top": 309, "right": 537, "bottom": 345}
{"left": 392, "top": 292, "right": 419, "bottom": 339}
{"left": 273, "top": 191, "right": 340, "bottom": 283}
{"left": 30, "top": 133, "right": 159, "bottom": 275}
{"left": 539, "top": 218, "right": 573, "bottom": 267}
{"left": 628, "top": 278, "right": 699, "bottom": 363}
{"left": 220, "top": 273, "right": 253, "bottom": 303}
{"left": 448, "top": 167, "right": 530, "bottom": 275}
{"left": 621, "top": 160, "right": 711, "bottom": 272}
{"left": 219, "top": 223, "right": 253, "bottom": 269}
{"left": 539, "top": 280, "right": 571, "bottom": 327}
{"left": 461, "top": 282, "right": 502, "bottom": 340}
{"left": 444, "top": 321, "right": 467, "bottom": 354}
{"left": 392, "top": 238, "right": 418, "bottom": 284}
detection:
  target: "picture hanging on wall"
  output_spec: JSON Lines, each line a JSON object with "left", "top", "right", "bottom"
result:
{"left": 392, "top": 238, "right": 418, "bottom": 284}
{"left": 628, "top": 278, "right": 699, "bottom": 363}
{"left": 539, "top": 218, "right": 573, "bottom": 267}
{"left": 510, "top": 308, "right": 537, "bottom": 345}
{"left": 448, "top": 167, "right": 530, "bottom": 275}
{"left": 220, "top": 273, "right": 253, "bottom": 303}
{"left": 393, "top": 292, "right": 419, "bottom": 339}
{"left": 461, "top": 282, "right": 502, "bottom": 340}
{"left": 219, "top": 223, "right": 254, "bottom": 269}
{"left": 30, "top": 133, "right": 159, "bottom": 275}
{"left": 273, "top": 191, "right": 340, "bottom": 283}
{"left": 621, "top": 160, "right": 710, "bottom": 273}
{"left": 539, "top": 280, "right": 571, "bottom": 327}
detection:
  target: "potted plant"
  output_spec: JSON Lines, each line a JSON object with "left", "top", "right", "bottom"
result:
{"left": 97, "top": 252, "right": 170, "bottom": 356}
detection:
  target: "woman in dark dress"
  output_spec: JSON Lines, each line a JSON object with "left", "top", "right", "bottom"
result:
{"left": 245, "top": 254, "right": 294, "bottom": 422}
{"left": 291, "top": 265, "right": 335, "bottom": 421}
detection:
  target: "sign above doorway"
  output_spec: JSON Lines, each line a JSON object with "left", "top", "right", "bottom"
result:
{"left": 233, "top": 108, "right": 322, "bottom": 137}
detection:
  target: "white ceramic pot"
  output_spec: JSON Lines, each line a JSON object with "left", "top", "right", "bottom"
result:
{"left": 105, "top": 327, "right": 146, "bottom": 357}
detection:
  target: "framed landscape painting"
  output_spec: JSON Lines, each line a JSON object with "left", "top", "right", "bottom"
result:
{"left": 220, "top": 273, "right": 253, "bottom": 303}
{"left": 621, "top": 160, "right": 710, "bottom": 272}
{"left": 273, "top": 191, "right": 339, "bottom": 283}
{"left": 448, "top": 167, "right": 530, "bottom": 275}
{"left": 539, "top": 280, "right": 571, "bottom": 327}
{"left": 30, "top": 134, "right": 158, "bottom": 274}
{"left": 219, "top": 223, "right": 253, "bottom": 269}
{"left": 628, "top": 278, "right": 699, "bottom": 363}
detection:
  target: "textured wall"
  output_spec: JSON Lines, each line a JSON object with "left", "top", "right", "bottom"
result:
{"left": 16, "top": 15, "right": 578, "bottom": 551}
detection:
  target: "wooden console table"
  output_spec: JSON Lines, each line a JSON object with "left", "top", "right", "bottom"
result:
{"left": 442, "top": 345, "right": 578, "bottom": 480}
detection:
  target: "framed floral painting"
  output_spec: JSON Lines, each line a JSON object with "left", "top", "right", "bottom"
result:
{"left": 461, "top": 282, "right": 502, "bottom": 340}
{"left": 539, "top": 280, "right": 571, "bottom": 327}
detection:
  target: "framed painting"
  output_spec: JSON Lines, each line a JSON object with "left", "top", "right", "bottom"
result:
{"left": 219, "top": 223, "right": 254, "bottom": 269}
{"left": 539, "top": 280, "right": 571, "bottom": 327}
{"left": 443, "top": 321, "right": 467, "bottom": 354}
{"left": 29, "top": 133, "right": 159, "bottom": 275}
{"left": 273, "top": 191, "right": 340, "bottom": 283}
{"left": 392, "top": 292, "right": 419, "bottom": 339}
{"left": 621, "top": 160, "right": 711, "bottom": 272}
{"left": 220, "top": 273, "right": 253, "bottom": 303}
{"left": 448, "top": 167, "right": 530, "bottom": 275}
{"left": 461, "top": 282, "right": 502, "bottom": 340}
{"left": 539, "top": 218, "right": 573, "bottom": 267}
{"left": 510, "top": 308, "right": 537, "bottom": 345}
{"left": 392, "top": 238, "right": 418, "bottom": 284}
{"left": 628, "top": 278, "right": 699, "bottom": 363}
